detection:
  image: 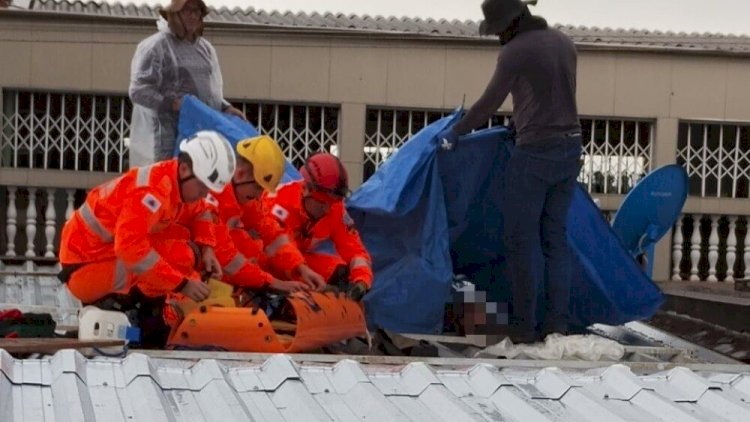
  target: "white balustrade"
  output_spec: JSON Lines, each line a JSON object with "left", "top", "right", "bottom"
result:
{"left": 5, "top": 187, "right": 17, "bottom": 257}
{"left": 689, "top": 215, "right": 703, "bottom": 281}
{"left": 726, "top": 216, "right": 737, "bottom": 283}
{"left": 671, "top": 218, "right": 683, "bottom": 281}
{"left": 672, "top": 213, "right": 748, "bottom": 282}
{"left": 707, "top": 214, "right": 719, "bottom": 282}
{"left": 1, "top": 186, "right": 84, "bottom": 265}
{"left": 25, "top": 187, "right": 37, "bottom": 258}
{"left": 2, "top": 191, "right": 749, "bottom": 285}
{"left": 65, "top": 189, "right": 75, "bottom": 221}
{"left": 44, "top": 189, "right": 56, "bottom": 258}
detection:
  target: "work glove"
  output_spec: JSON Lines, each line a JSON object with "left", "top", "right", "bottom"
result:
{"left": 436, "top": 126, "right": 459, "bottom": 151}
{"left": 347, "top": 281, "right": 369, "bottom": 302}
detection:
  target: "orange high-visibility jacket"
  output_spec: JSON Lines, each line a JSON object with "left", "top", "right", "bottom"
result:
{"left": 210, "top": 184, "right": 305, "bottom": 286}
{"left": 59, "top": 159, "right": 216, "bottom": 292}
{"left": 265, "top": 181, "right": 373, "bottom": 286}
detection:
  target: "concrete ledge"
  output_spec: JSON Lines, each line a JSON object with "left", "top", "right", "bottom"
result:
{"left": 657, "top": 281, "right": 750, "bottom": 333}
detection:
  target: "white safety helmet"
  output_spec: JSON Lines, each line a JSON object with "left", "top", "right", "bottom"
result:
{"left": 178, "top": 130, "right": 236, "bottom": 193}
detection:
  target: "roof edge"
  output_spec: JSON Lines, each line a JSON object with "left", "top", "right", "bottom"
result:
{"left": 2, "top": 5, "right": 750, "bottom": 58}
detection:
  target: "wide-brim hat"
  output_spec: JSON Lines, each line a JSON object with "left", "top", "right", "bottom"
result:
{"left": 478, "top": 0, "right": 526, "bottom": 35}
{"left": 159, "top": 0, "right": 209, "bottom": 20}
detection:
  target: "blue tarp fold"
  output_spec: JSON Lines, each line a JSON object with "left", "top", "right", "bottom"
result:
{"left": 349, "top": 113, "right": 664, "bottom": 333}
{"left": 176, "top": 95, "right": 301, "bottom": 182}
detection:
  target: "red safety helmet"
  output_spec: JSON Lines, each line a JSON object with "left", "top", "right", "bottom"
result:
{"left": 299, "top": 153, "right": 350, "bottom": 203}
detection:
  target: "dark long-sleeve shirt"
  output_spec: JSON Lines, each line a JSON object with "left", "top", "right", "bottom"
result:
{"left": 453, "top": 28, "right": 581, "bottom": 145}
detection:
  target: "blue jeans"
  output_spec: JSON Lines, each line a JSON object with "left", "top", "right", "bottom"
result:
{"left": 502, "top": 135, "right": 582, "bottom": 334}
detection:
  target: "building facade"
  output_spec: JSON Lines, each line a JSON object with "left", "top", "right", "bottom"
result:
{"left": 1, "top": 1, "right": 749, "bottom": 294}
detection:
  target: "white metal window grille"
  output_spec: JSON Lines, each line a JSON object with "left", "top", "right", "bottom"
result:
{"left": 364, "top": 108, "right": 509, "bottom": 181}
{"left": 1, "top": 90, "right": 132, "bottom": 173}
{"left": 677, "top": 122, "right": 750, "bottom": 199}
{"left": 238, "top": 102, "right": 340, "bottom": 168}
{"left": 578, "top": 118, "right": 654, "bottom": 195}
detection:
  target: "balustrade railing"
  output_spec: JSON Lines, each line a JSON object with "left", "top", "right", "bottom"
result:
{"left": 1, "top": 185, "right": 85, "bottom": 272}
{"left": 0, "top": 184, "right": 83, "bottom": 324}
{"left": 2, "top": 192, "right": 748, "bottom": 285}
{"left": 671, "top": 214, "right": 749, "bottom": 282}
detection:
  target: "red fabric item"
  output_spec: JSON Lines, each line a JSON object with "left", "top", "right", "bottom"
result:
{"left": 0, "top": 309, "right": 23, "bottom": 321}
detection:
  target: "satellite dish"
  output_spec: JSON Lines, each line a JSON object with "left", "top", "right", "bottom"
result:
{"left": 611, "top": 164, "right": 689, "bottom": 277}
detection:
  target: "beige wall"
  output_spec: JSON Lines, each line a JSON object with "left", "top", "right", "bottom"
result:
{"left": 3, "top": 15, "right": 750, "bottom": 280}
{"left": 4, "top": 18, "right": 750, "bottom": 118}
{"left": 5, "top": 18, "right": 750, "bottom": 120}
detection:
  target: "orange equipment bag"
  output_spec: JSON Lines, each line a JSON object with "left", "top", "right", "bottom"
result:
{"left": 166, "top": 281, "right": 367, "bottom": 353}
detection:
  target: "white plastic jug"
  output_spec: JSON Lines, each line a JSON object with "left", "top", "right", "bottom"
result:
{"left": 78, "top": 306, "right": 139, "bottom": 344}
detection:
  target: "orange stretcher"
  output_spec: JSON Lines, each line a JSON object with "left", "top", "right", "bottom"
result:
{"left": 165, "top": 280, "right": 367, "bottom": 353}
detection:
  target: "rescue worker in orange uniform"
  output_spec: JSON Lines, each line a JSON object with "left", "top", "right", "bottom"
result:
{"left": 206, "top": 135, "right": 326, "bottom": 293}
{"left": 265, "top": 153, "right": 372, "bottom": 301}
{"left": 58, "top": 130, "right": 236, "bottom": 306}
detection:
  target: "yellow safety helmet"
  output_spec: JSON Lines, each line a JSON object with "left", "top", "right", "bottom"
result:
{"left": 235, "top": 135, "right": 286, "bottom": 192}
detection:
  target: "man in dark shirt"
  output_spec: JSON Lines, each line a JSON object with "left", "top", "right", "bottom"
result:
{"left": 438, "top": 0, "right": 583, "bottom": 343}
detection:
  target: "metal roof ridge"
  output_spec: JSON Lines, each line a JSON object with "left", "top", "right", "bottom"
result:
{"left": 19, "top": 0, "right": 750, "bottom": 40}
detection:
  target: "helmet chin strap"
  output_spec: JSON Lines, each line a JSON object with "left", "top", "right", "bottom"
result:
{"left": 178, "top": 170, "right": 196, "bottom": 202}
{"left": 177, "top": 13, "right": 196, "bottom": 42}
{"left": 302, "top": 186, "right": 338, "bottom": 222}
{"left": 232, "top": 180, "right": 256, "bottom": 188}
{"left": 231, "top": 179, "right": 261, "bottom": 203}
{"left": 302, "top": 194, "right": 319, "bottom": 221}
{"left": 301, "top": 185, "right": 320, "bottom": 221}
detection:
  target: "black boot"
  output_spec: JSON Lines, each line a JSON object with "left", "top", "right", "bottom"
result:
{"left": 128, "top": 288, "right": 170, "bottom": 349}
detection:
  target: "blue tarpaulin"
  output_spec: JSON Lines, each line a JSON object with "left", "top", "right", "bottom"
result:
{"left": 176, "top": 95, "right": 664, "bottom": 335}
{"left": 348, "top": 112, "right": 664, "bottom": 334}
{"left": 175, "top": 95, "right": 301, "bottom": 183}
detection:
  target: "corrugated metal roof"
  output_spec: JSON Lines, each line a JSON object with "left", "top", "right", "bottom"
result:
{"left": 10, "top": 0, "right": 750, "bottom": 54}
{"left": 1, "top": 350, "right": 749, "bottom": 421}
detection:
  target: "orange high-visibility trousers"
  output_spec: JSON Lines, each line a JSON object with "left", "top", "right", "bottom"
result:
{"left": 66, "top": 238, "right": 199, "bottom": 304}
{"left": 304, "top": 252, "right": 346, "bottom": 283}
